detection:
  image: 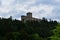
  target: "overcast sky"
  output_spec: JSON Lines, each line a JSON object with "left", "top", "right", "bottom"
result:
{"left": 0, "top": 0, "right": 60, "bottom": 22}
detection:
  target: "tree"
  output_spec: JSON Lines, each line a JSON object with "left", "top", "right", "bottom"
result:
{"left": 50, "top": 24, "right": 60, "bottom": 40}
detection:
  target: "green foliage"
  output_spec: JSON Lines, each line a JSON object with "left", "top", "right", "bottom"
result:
{"left": 50, "top": 24, "right": 60, "bottom": 40}
{"left": 29, "top": 33, "right": 41, "bottom": 40}
{"left": 0, "top": 17, "right": 57, "bottom": 40}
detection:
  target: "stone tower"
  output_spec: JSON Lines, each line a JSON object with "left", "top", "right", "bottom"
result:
{"left": 27, "top": 12, "right": 32, "bottom": 18}
{"left": 21, "top": 12, "right": 32, "bottom": 21}
{"left": 21, "top": 15, "right": 26, "bottom": 21}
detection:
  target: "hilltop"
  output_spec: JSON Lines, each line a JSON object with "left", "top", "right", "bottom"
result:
{"left": 0, "top": 16, "right": 58, "bottom": 40}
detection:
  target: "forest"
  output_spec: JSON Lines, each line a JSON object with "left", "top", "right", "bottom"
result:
{"left": 0, "top": 17, "right": 59, "bottom": 40}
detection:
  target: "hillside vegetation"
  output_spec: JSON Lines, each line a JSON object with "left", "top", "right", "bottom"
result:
{"left": 0, "top": 17, "right": 58, "bottom": 40}
{"left": 50, "top": 23, "right": 60, "bottom": 40}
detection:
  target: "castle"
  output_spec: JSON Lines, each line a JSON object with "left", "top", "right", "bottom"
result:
{"left": 21, "top": 12, "right": 41, "bottom": 22}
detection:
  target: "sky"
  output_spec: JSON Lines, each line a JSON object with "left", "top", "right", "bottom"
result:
{"left": 0, "top": 0, "right": 60, "bottom": 22}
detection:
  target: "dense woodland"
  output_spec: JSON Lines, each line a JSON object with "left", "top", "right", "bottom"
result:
{"left": 0, "top": 17, "right": 58, "bottom": 40}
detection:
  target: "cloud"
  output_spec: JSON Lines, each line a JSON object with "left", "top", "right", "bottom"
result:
{"left": 0, "top": 0, "right": 15, "bottom": 13}
{"left": 27, "top": 4, "right": 54, "bottom": 18}
{"left": 0, "top": 0, "right": 60, "bottom": 22}
{"left": 55, "top": 0, "right": 60, "bottom": 2}
{"left": 1, "top": 0, "right": 15, "bottom": 6}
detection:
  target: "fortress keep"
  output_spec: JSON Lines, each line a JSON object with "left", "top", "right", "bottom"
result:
{"left": 21, "top": 12, "right": 41, "bottom": 22}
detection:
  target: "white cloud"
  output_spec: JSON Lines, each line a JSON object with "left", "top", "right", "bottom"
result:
{"left": 15, "top": 4, "right": 27, "bottom": 12}
{"left": 1, "top": 0, "right": 15, "bottom": 6}
{"left": 25, "top": 0, "right": 36, "bottom": 4}
{"left": 0, "top": 0, "right": 60, "bottom": 22}
{"left": 0, "top": 0, "right": 36, "bottom": 13}
{"left": 14, "top": 3, "right": 54, "bottom": 19}
{"left": 26, "top": 4, "right": 54, "bottom": 19}
{"left": 0, "top": 0, "right": 54, "bottom": 20}
{"left": 0, "top": 6, "right": 11, "bottom": 13}
{"left": 55, "top": 0, "right": 60, "bottom": 2}
{"left": 0, "top": 0, "right": 15, "bottom": 13}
